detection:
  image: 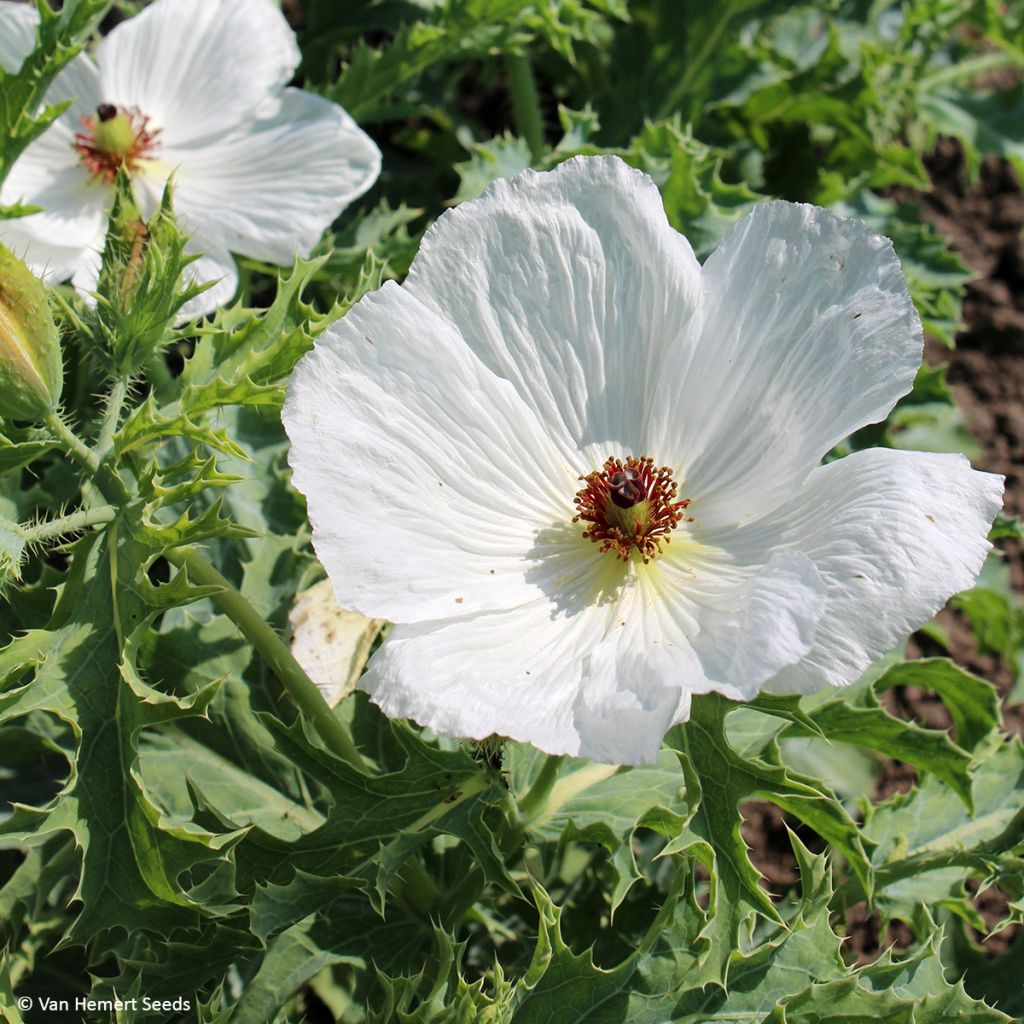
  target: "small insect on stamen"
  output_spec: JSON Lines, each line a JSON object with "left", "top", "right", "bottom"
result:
{"left": 573, "top": 455, "right": 692, "bottom": 563}
{"left": 608, "top": 467, "right": 646, "bottom": 508}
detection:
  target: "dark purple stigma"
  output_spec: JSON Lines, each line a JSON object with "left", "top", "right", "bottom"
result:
{"left": 609, "top": 470, "right": 645, "bottom": 509}
{"left": 96, "top": 103, "right": 118, "bottom": 122}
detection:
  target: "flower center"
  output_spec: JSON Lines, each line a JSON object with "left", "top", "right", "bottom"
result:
{"left": 573, "top": 455, "right": 692, "bottom": 563}
{"left": 73, "top": 104, "right": 160, "bottom": 182}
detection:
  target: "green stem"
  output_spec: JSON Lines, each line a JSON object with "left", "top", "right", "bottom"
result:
{"left": 44, "top": 410, "right": 99, "bottom": 474}
{"left": 146, "top": 352, "right": 178, "bottom": 405}
{"left": 518, "top": 754, "right": 565, "bottom": 823}
{"left": 43, "top": 410, "right": 131, "bottom": 506}
{"left": 655, "top": 0, "right": 739, "bottom": 119}
{"left": 440, "top": 863, "right": 486, "bottom": 929}
{"left": 27, "top": 505, "right": 117, "bottom": 542}
{"left": 393, "top": 857, "right": 440, "bottom": 916}
{"left": 397, "top": 768, "right": 491, "bottom": 835}
{"left": 506, "top": 53, "right": 545, "bottom": 161}
{"left": 164, "top": 545, "right": 368, "bottom": 775}
{"left": 637, "top": 860, "right": 689, "bottom": 957}
{"left": 918, "top": 50, "right": 1023, "bottom": 90}
{"left": 95, "top": 378, "right": 128, "bottom": 459}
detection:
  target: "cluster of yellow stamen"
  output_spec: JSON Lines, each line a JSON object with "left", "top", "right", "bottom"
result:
{"left": 573, "top": 455, "right": 691, "bottom": 563}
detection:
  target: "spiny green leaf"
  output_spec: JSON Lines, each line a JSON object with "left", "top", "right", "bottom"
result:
{"left": 138, "top": 450, "right": 243, "bottom": 510}
{"left": 455, "top": 133, "right": 533, "bottom": 203}
{"left": 250, "top": 870, "right": 360, "bottom": 944}
{"left": 920, "top": 84, "right": 1024, "bottom": 180}
{"left": 317, "top": 200, "right": 422, "bottom": 283}
{"left": 0, "top": 527, "right": 223, "bottom": 943}
{"left": 368, "top": 929, "right": 514, "bottom": 1024}
{"left": 864, "top": 734, "right": 1024, "bottom": 929}
{"left": 115, "top": 393, "right": 249, "bottom": 459}
{"left": 0, "top": 431, "right": 58, "bottom": 474}
{"left": 175, "top": 257, "right": 332, "bottom": 413}
{"left": 873, "top": 658, "right": 1001, "bottom": 754}
{"left": 511, "top": 747, "right": 689, "bottom": 913}
{"left": 504, "top": 835, "right": 1007, "bottom": 1022}
{"left": 780, "top": 671, "right": 977, "bottom": 808}
{"left": 137, "top": 496, "right": 258, "bottom": 550}
{"left": 952, "top": 557, "right": 1024, "bottom": 673}
{"left": 665, "top": 693, "right": 873, "bottom": 978}
{"left": 327, "top": 6, "right": 530, "bottom": 123}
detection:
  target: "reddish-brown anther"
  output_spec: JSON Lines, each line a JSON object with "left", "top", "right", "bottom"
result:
{"left": 573, "top": 455, "right": 692, "bottom": 563}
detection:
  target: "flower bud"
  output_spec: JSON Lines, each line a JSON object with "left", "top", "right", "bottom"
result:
{"left": 0, "top": 244, "right": 63, "bottom": 420}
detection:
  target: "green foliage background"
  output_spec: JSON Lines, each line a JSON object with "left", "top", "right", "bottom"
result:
{"left": 0, "top": 0, "right": 1023, "bottom": 1021}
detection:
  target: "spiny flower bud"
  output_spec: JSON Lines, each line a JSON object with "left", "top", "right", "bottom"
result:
{"left": 0, "top": 243, "right": 63, "bottom": 421}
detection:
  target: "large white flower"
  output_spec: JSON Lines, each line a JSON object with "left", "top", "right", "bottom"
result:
{"left": 0, "top": 0, "right": 380, "bottom": 316}
{"left": 283, "top": 155, "right": 1003, "bottom": 766}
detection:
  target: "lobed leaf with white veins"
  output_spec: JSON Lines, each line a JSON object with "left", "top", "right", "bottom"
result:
{"left": 953, "top": 557, "right": 1024, "bottom": 679}
{"left": 777, "top": 670, "right": 978, "bottom": 808}
{"left": 323, "top": 0, "right": 622, "bottom": 124}
{"left": 863, "top": 732, "right": 1024, "bottom": 931}
{"left": 920, "top": 85, "right": 1024, "bottom": 181}
{"left": 510, "top": 746, "right": 690, "bottom": 913}
{"left": 664, "top": 694, "right": 872, "bottom": 979}
{"left": 381, "top": 840, "right": 1011, "bottom": 1023}
{"left": 0, "top": 527, "right": 223, "bottom": 942}
{"left": 455, "top": 118, "right": 766, "bottom": 259}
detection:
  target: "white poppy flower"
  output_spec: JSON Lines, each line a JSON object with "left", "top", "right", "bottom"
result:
{"left": 283, "top": 155, "right": 1003, "bottom": 766}
{"left": 0, "top": 0, "right": 380, "bottom": 316}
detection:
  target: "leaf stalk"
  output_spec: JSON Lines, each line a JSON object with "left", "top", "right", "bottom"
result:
{"left": 507, "top": 53, "right": 545, "bottom": 162}
{"left": 164, "top": 544, "right": 369, "bottom": 775}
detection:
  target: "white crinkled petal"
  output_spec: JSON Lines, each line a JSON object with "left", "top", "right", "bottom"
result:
{"left": 652, "top": 201, "right": 922, "bottom": 527}
{"left": 164, "top": 89, "right": 381, "bottom": 263}
{"left": 404, "top": 154, "right": 703, "bottom": 456}
{"left": 283, "top": 281, "right": 584, "bottom": 624}
{"left": 363, "top": 602, "right": 607, "bottom": 760}
{"left": 361, "top": 579, "right": 702, "bottom": 766}
{"left": 96, "top": 0, "right": 300, "bottom": 145}
{"left": 692, "top": 550, "right": 827, "bottom": 696}
{"left": 359, "top": 544, "right": 830, "bottom": 765}
{"left": 2, "top": 112, "right": 101, "bottom": 214}
{"left": 707, "top": 448, "right": 1004, "bottom": 694}
{"left": 0, "top": 203, "right": 104, "bottom": 285}
{"left": 70, "top": 246, "right": 101, "bottom": 296}
{"left": 0, "top": 1, "right": 38, "bottom": 71}
{"left": 568, "top": 570, "right": 704, "bottom": 764}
